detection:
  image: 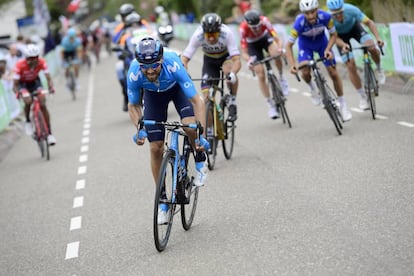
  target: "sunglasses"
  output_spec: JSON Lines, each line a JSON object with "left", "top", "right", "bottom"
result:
{"left": 204, "top": 32, "right": 219, "bottom": 39}
{"left": 139, "top": 62, "right": 162, "bottom": 70}
{"left": 331, "top": 9, "right": 344, "bottom": 17}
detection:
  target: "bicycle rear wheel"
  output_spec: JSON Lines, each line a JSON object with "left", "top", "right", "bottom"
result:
{"left": 221, "top": 95, "right": 235, "bottom": 160}
{"left": 181, "top": 139, "right": 199, "bottom": 230}
{"left": 366, "top": 66, "right": 377, "bottom": 120}
{"left": 269, "top": 75, "right": 292, "bottom": 128}
{"left": 153, "top": 150, "right": 175, "bottom": 252}
{"left": 205, "top": 100, "right": 217, "bottom": 170}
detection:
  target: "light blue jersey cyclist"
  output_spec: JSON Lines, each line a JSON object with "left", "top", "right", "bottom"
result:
{"left": 127, "top": 38, "right": 209, "bottom": 217}
{"left": 60, "top": 28, "right": 82, "bottom": 90}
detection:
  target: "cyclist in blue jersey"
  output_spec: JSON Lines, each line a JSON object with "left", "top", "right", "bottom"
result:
{"left": 60, "top": 28, "right": 82, "bottom": 91}
{"left": 327, "top": 0, "right": 385, "bottom": 110}
{"left": 127, "top": 37, "right": 209, "bottom": 224}
{"left": 285, "top": 0, "right": 352, "bottom": 122}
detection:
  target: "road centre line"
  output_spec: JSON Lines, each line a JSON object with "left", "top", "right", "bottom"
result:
{"left": 76, "top": 179, "right": 85, "bottom": 190}
{"left": 70, "top": 216, "right": 82, "bottom": 231}
{"left": 77, "top": 166, "right": 87, "bottom": 175}
{"left": 397, "top": 121, "right": 414, "bottom": 128}
{"left": 73, "top": 196, "right": 84, "bottom": 208}
{"left": 80, "top": 145, "right": 89, "bottom": 153}
{"left": 65, "top": 241, "right": 79, "bottom": 259}
{"left": 79, "top": 155, "right": 88, "bottom": 163}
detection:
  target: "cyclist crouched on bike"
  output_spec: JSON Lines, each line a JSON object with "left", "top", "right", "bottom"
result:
{"left": 181, "top": 13, "right": 241, "bottom": 123}
{"left": 240, "top": 9, "right": 290, "bottom": 120}
{"left": 60, "top": 28, "right": 82, "bottom": 91}
{"left": 13, "top": 44, "right": 56, "bottom": 145}
{"left": 285, "top": 0, "right": 352, "bottom": 121}
{"left": 127, "top": 37, "right": 209, "bottom": 224}
{"left": 327, "top": 0, "right": 385, "bottom": 110}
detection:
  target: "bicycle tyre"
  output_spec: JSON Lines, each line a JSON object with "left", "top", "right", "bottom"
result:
{"left": 366, "top": 66, "right": 377, "bottom": 120}
{"left": 69, "top": 70, "right": 76, "bottom": 100}
{"left": 205, "top": 100, "right": 217, "bottom": 170}
{"left": 35, "top": 111, "right": 50, "bottom": 160}
{"left": 315, "top": 75, "right": 342, "bottom": 135}
{"left": 181, "top": 137, "right": 199, "bottom": 230}
{"left": 269, "top": 75, "right": 292, "bottom": 128}
{"left": 221, "top": 95, "right": 235, "bottom": 160}
{"left": 153, "top": 150, "right": 175, "bottom": 252}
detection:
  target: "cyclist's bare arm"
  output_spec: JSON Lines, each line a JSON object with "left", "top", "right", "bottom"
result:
{"left": 229, "top": 55, "right": 242, "bottom": 74}
{"left": 180, "top": 55, "right": 190, "bottom": 70}
{"left": 128, "top": 103, "right": 143, "bottom": 128}
{"left": 285, "top": 41, "right": 297, "bottom": 73}
{"left": 363, "top": 18, "right": 383, "bottom": 46}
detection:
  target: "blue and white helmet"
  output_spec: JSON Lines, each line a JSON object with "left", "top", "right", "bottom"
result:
{"left": 299, "top": 0, "right": 319, "bottom": 12}
{"left": 135, "top": 36, "right": 163, "bottom": 64}
{"left": 327, "top": 0, "right": 344, "bottom": 10}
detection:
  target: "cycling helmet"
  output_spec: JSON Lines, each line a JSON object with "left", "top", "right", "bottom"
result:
{"left": 244, "top": 9, "right": 261, "bottom": 26}
{"left": 25, "top": 44, "right": 40, "bottom": 58}
{"left": 67, "top": 28, "right": 77, "bottom": 38}
{"left": 201, "top": 13, "right": 222, "bottom": 33}
{"left": 327, "top": 0, "right": 344, "bottom": 10}
{"left": 119, "top": 3, "right": 134, "bottom": 17}
{"left": 299, "top": 0, "right": 319, "bottom": 12}
{"left": 154, "top": 6, "right": 164, "bottom": 15}
{"left": 125, "top": 12, "right": 142, "bottom": 27}
{"left": 135, "top": 37, "right": 163, "bottom": 64}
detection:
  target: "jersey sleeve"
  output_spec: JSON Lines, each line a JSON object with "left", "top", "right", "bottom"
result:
{"left": 171, "top": 55, "right": 197, "bottom": 98}
{"left": 225, "top": 28, "right": 240, "bottom": 57}
{"left": 288, "top": 18, "right": 300, "bottom": 43}
{"left": 239, "top": 23, "right": 248, "bottom": 49}
{"left": 40, "top": 58, "right": 49, "bottom": 73}
{"left": 126, "top": 61, "right": 142, "bottom": 104}
{"left": 262, "top": 16, "right": 278, "bottom": 38}
{"left": 351, "top": 4, "right": 370, "bottom": 23}
{"left": 182, "top": 28, "right": 201, "bottom": 59}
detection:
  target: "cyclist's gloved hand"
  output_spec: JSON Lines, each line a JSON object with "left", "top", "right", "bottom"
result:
{"left": 227, "top": 72, "right": 237, "bottom": 84}
{"left": 195, "top": 135, "right": 210, "bottom": 151}
{"left": 342, "top": 44, "right": 350, "bottom": 53}
{"left": 132, "top": 129, "right": 147, "bottom": 145}
{"left": 377, "top": 40, "right": 384, "bottom": 47}
{"left": 246, "top": 57, "right": 256, "bottom": 69}
{"left": 49, "top": 87, "right": 55, "bottom": 94}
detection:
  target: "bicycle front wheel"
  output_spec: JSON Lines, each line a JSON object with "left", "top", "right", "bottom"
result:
{"left": 69, "top": 70, "right": 76, "bottom": 100}
{"left": 366, "top": 66, "right": 377, "bottom": 120}
{"left": 35, "top": 111, "right": 50, "bottom": 160}
{"left": 320, "top": 82, "right": 342, "bottom": 135}
{"left": 153, "top": 150, "right": 175, "bottom": 252}
{"left": 181, "top": 142, "right": 199, "bottom": 230}
{"left": 205, "top": 100, "right": 218, "bottom": 170}
{"left": 269, "top": 75, "right": 292, "bottom": 128}
{"left": 221, "top": 95, "right": 235, "bottom": 159}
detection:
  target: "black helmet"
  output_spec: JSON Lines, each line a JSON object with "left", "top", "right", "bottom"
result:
{"left": 201, "top": 13, "right": 222, "bottom": 33}
{"left": 135, "top": 37, "right": 164, "bottom": 64}
{"left": 244, "top": 9, "right": 261, "bottom": 26}
{"left": 119, "top": 3, "right": 134, "bottom": 17}
{"left": 125, "top": 12, "right": 141, "bottom": 27}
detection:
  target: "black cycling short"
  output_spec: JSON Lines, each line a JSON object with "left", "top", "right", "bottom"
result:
{"left": 247, "top": 33, "right": 274, "bottom": 61}
{"left": 201, "top": 54, "right": 231, "bottom": 90}
{"left": 338, "top": 22, "right": 371, "bottom": 55}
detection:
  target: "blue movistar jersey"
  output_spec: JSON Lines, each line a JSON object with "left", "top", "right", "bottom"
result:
{"left": 127, "top": 49, "right": 197, "bottom": 104}
{"left": 60, "top": 36, "right": 82, "bottom": 52}
{"left": 288, "top": 10, "right": 336, "bottom": 49}
{"left": 332, "top": 3, "right": 369, "bottom": 34}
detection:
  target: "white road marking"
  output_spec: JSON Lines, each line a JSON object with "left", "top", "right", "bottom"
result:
{"left": 77, "top": 166, "right": 87, "bottom": 175}
{"left": 84, "top": 117, "right": 91, "bottom": 123}
{"left": 83, "top": 123, "right": 91, "bottom": 129}
{"left": 350, "top": 107, "right": 364, "bottom": 113}
{"left": 80, "top": 145, "right": 89, "bottom": 153}
{"left": 81, "top": 137, "right": 90, "bottom": 144}
{"left": 73, "top": 196, "right": 84, "bottom": 208}
{"left": 79, "top": 155, "right": 88, "bottom": 163}
{"left": 70, "top": 216, "right": 82, "bottom": 231}
{"left": 65, "top": 242, "right": 79, "bottom": 259}
{"left": 76, "top": 179, "right": 85, "bottom": 190}
{"left": 397, "top": 121, "right": 414, "bottom": 128}
{"left": 82, "top": 129, "right": 90, "bottom": 136}
{"left": 290, "top": 88, "right": 299, "bottom": 93}
{"left": 375, "top": 114, "right": 388, "bottom": 120}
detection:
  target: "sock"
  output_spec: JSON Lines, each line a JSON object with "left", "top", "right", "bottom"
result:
{"left": 357, "top": 88, "right": 364, "bottom": 96}
{"left": 338, "top": 96, "right": 345, "bottom": 105}
{"left": 230, "top": 95, "right": 237, "bottom": 105}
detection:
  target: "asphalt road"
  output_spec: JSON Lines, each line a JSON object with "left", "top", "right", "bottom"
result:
{"left": 1, "top": 39, "right": 413, "bottom": 275}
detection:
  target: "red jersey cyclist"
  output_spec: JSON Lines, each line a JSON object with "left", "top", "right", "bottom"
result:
{"left": 239, "top": 9, "right": 289, "bottom": 120}
{"left": 181, "top": 13, "right": 241, "bottom": 122}
{"left": 13, "top": 44, "right": 56, "bottom": 145}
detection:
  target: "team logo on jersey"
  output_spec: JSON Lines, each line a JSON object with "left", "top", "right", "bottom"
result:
{"left": 129, "top": 71, "right": 140, "bottom": 82}
{"left": 183, "top": 82, "right": 192, "bottom": 89}
{"left": 166, "top": 61, "right": 181, "bottom": 73}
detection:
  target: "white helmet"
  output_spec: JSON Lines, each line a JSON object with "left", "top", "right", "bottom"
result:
{"left": 25, "top": 44, "right": 40, "bottom": 58}
{"left": 299, "top": 0, "right": 319, "bottom": 12}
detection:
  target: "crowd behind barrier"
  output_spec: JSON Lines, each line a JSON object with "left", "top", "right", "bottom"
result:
{"left": 1, "top": 22, "right": 413, "bottom": 133}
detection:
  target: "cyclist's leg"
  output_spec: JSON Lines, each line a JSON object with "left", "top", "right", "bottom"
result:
{"left": 222, "top": 56, "right": 239, "bottom": 121}
{"left": 116, "top": 61, "right": 128, "bottom": 111}
{"left": 18, "top": 84, "right": 33, "bottom": 135}
{"left": 298, "top": 47, "right": 320, "bottom": 105}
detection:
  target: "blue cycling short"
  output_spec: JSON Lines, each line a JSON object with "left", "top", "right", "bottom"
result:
{"left": 143, "top": 83, "right": 195, "bottom": 142}
{"left": 298, "top": 38, "right": 336, "bottom": 67}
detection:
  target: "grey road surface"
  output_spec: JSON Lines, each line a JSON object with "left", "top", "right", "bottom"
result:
{"left": 1, "top": 40, "right": 413, "bottom": 275}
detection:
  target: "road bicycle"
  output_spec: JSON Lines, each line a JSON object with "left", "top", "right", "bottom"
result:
{"left": 251, "top": 54, "right": 292, "bottom": 128}
{"left": 351, "top": 45, "right": 384, "bottom": 120}
{"left": 297, "top": 58, "right": 343, "bottom": 135}
{"left": 193, "top": 73, "right": 236, "bottom": 170}
{"left": 19, "top": 89, "right": 51, "bottom": 160}
{"left": 136, "top": 119, "right": 203, "bottom": 252}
